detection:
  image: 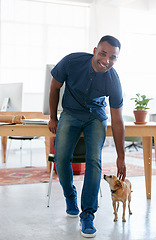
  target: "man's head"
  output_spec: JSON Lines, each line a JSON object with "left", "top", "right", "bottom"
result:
{"left": 92, "top": 35, "right": 121, "bottom": 73}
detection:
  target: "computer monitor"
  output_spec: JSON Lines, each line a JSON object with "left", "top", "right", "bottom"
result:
{"left": 42, "top": 64, "right": 65, "bottom": 115}
{"left": 0, "top": 82, "right": 23, "bottom": 112}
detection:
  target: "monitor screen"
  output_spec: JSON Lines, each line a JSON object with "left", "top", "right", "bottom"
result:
{"left": 0, "top": 82, "right": 23, "bottom": 112}
{"left": 42, "top": 64, "right": 65, "bottom": 115}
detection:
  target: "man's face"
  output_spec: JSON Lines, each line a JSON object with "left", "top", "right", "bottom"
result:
{"left": 91, "top": 41, "right": 120, "bottom": 73}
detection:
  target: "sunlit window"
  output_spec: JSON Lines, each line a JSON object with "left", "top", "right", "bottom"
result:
{"left": 0, "top": 0, "right": 90, "bottom": 92}
{"left": 120, "top": 8, "right": 156, "bottom": 98}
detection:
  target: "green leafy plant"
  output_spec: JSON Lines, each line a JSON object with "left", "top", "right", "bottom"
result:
{"left": 131, "top": 93, "right": 153, "bottom": 110}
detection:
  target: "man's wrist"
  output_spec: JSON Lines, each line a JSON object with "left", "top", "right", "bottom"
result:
{"left": 117, "top": 153, "right": 125, "bottom": 160}
{"left": 50, "top": 115, "right": 57, "bottom": 121}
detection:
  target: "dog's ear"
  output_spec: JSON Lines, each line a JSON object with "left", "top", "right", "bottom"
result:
{"left": 115, "top": 180, "right": 122, "bottom": 189}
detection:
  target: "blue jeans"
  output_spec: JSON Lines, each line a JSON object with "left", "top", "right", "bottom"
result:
{"left": 54, "top": 111, "right": 107, "bottom": 218}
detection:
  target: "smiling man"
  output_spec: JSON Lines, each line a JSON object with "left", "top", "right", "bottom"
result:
{"left": 92, "top": 39, "right": 119, "bottom": 72}
{"left": 48, "top": 35, "right": 126, "bottom": 238}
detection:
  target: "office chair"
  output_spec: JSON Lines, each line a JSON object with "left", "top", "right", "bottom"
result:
{"left": 47, "top": 137, "right": 102, "bottom": 207}
{"left": 7, "top": 136, "right": 39, "bottom": 166}
{"left": 123, "top": 115, "right": 142, "bottom": 151}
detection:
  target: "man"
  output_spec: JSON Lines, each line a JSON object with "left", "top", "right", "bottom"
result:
{"left": 48, "top": 35, "right": 126, "bottom": 238}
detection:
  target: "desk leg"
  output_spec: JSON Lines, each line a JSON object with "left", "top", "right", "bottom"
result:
{"left": 142, "top": 136, "right": 152, "bottom": 199}
{"left": 1, "top": 136, "right": 7, "bottom": 164}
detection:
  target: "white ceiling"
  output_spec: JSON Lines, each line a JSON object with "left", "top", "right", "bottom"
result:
{"left": 61, "top": 0, "right": 156, "bottom": 10}
{"left": 31, "top": 0, "right": 156, "bottom": 10}
{"left": 95, "top": 0, "right": 156, "bottom": 9}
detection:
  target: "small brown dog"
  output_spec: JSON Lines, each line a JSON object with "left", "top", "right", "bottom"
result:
{"left": 103, "top": 174, "right": 132, "bottom": 222}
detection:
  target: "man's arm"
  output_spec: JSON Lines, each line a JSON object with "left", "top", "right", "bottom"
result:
{"left": 48, "top": 77, "right": 63, "bottom": 134}
{"left": 110, "top": 107, "right": 126, "bottom": 181}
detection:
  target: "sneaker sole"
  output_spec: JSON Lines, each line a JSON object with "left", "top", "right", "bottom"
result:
{"left": 81, "top": 231, "right": 96, "bottom": 238}
{"left": 67, "top": 213, "right": 79, "bottom": 218}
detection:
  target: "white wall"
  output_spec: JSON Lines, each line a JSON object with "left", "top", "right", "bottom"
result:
{"left": 22, "top": 93, "right": 44, "bottom": 112}
{"left": 88, "top": 3, "right": 121, "bottom": 51}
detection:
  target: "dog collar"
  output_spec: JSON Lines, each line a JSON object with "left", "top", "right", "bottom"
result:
{"left": 111, "top": 189, "right": 118, "bottom": 194}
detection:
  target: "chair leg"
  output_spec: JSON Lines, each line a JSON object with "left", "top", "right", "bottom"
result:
{"left": 47, "top": 162, "right": 54, "bottom": 207}
{"left": 6, "top": 138, "right": 12, "bottom": 164}
{"left": 30, "top": 140, "right": 32, "bottom": 166}
{"left": 20, "top": 140, "right": 23, "bottom": 165}
{"left": 99, "top": 186, "right": 102, "bottom": 197}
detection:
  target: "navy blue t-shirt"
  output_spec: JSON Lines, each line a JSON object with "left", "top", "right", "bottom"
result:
{"left": 51, "top": 52, "right": 123, "bottom": 122}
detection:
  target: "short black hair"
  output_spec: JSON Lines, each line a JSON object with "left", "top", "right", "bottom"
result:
{"left": 98, "top": 35, "right": 121, "bottom": 50}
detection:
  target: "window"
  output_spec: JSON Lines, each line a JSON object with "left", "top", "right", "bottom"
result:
{"left": 0, "top": 0, "right": 90, "bottom": 92}
{"left": 120, "top": 8, "right": 156, "bottom": 98}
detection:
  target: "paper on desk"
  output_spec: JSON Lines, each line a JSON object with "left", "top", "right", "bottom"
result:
{"left": 0, "top": 122, "right": 16, "bottom": 125}
{"left": 21, "top": 119, "right": 49, "bottom": 125}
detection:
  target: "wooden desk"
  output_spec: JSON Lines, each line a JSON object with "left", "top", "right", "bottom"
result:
{"left": 0, "top": 112, "right": 50, "bottom": 174}
{"left": 0, "top": 121, "right": 156, "bottom": 199}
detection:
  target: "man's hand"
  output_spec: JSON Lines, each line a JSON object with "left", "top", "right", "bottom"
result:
{"left": 48, "top": 118, "right": 58, "bottom": 134}
{"left": 116, "top": 157, "right": 126, "bottom": 181}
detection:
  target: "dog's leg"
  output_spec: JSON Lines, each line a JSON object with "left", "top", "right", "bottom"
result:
{"left": 122, "top": 201, "right": 126, "bottom": 222}
{"left": 113, "top": 201, "right": 118, "bottom": 221}
{"left": 116, "top": 201, "right": 119, "bottom": 212}
{"left": 128, "top": 193, "right": 132, "bottom": 215}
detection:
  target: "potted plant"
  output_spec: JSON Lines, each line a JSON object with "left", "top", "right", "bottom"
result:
{"left": 130, "top": 93, "right": 153, "bottom": 124}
